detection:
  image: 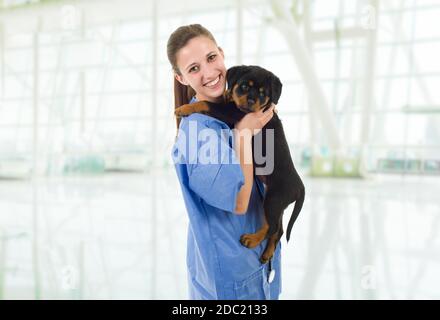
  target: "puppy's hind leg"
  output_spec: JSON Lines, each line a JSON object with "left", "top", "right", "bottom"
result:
{"left": 239, "top": 192, "right": 282, "bottom": 249}
{"left": 259, "top": 194, "right": 285, "bottom": 264}
{"left": 260, "top": 219, "right": 283, "bottom": 264}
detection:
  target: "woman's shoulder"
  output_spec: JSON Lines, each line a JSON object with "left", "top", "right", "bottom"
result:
{"left": 172, "top": 112, "right": 234, "bottom": 163}
{"left": 180, "top": 113, "right": 231, "bottom": 132}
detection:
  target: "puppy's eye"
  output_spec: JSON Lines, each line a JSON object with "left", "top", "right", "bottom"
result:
{"left": 241, "top": 84, "right": 249, "bottom": 91}
{"left": 259, "top": 92, "right": 265, "bottom": 97}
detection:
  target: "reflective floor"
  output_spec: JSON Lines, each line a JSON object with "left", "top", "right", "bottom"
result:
{"left": 0, "top": 171, "right": 439, "bottom": 299}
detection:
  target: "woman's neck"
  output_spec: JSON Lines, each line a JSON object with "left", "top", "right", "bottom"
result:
{"left": 195, "top": 93, "right": 223, "bottom": 104}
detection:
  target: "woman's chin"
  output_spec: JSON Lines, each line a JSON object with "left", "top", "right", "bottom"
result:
{"left": 205, "top": 88, "right": 225, "bottom": 101}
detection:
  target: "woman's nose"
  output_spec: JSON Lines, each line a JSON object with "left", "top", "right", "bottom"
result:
{"left": 204, "top": 71, "right": 218, "bottom": 81}
{"left": 203, "top": 64, "right": 219, "bottom": 79}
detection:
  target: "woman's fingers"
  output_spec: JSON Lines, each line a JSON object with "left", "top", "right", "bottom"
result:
{"left": 260, "top": 105, "right": 275, "bottom": 125}
{"left": 259, "top": 104, "right": 274, "bottom": 114}
{"left": 236, "top": 104, "right": 276, "bottom": 134}
{"left": 258, "top": 105, "right": 274, "bottom": 116}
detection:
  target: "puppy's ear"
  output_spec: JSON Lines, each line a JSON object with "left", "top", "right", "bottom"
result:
{"left": 270, "top": 74, "right": 283, "bottom": 104}
{"left": 226, "top": 65, "right": 250, "bottom": 89}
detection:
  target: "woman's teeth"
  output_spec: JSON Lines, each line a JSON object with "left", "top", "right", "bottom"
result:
{"left": 205, "top": 75, "right": 220, "bottom": 87}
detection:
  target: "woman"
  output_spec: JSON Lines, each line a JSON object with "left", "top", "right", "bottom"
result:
{"left": 168, "top": 24, "right": 281, "bottom": 300}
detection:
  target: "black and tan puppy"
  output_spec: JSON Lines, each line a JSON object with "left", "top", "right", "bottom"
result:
{"left": 175, "top": 65, "right": 305, "bottom": 264}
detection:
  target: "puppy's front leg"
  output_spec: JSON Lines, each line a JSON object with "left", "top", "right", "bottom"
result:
{"left": 240, "top": 215, "right": 269, "bottom": 249}
{"left": 175, "top": 101, "right": 211, "bottom": 118}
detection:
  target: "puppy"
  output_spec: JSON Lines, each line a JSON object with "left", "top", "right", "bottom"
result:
{"left": 175, "top": 65, "right": 305, "bottom": 264}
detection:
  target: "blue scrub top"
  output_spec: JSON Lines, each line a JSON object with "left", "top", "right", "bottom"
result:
{"left": 171, "top": 97, "right": 281, "bottom": 300}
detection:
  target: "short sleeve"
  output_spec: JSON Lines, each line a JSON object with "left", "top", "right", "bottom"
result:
{"left": 185, "top": 115, "right": 244, "bottom": 212}
{"left": 189, "top": 160, "right": 244, "bottom": 213}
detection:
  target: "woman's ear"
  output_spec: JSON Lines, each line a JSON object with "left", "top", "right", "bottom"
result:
{"left": 175, "top": 73, "right": 189, "bottom": 86}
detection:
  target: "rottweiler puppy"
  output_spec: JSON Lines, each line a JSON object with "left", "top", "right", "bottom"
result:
{"left": 175, "top": 65, "right": 305, "bottom": 264}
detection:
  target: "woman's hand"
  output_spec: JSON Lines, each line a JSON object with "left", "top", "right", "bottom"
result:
{"left": 234, "top": 104, "right": 276, "bottom": 136}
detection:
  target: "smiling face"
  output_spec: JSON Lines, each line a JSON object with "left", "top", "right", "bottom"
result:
{"left": 174, "top": 36, "right": 227, "bottom": 103}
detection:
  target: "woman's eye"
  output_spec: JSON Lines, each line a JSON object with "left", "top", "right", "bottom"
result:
{"left": 189, "top": 66, "right": 199, "bottom": 73}
{"left": 208, "top": 54, "right": 217, "bottom": 61}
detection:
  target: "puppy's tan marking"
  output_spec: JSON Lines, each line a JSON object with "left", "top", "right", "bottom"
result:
{"left": 260, "top": 232, "right": 279, "bottom": 264}
{"left": 240, "top": 218, "right": 269, "bottom": 249}
{"left": 232, "top": 84, "right": 248, "bottom": 108}
{"left": 174, "top": 101, "right": 210, "bottom": 117}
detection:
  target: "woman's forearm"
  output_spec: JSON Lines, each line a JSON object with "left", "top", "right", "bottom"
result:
{"left": 233, "top": 130, "right": 254, "bottom": 214}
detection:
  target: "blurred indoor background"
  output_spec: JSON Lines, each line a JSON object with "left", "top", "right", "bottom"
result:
{"left": 0, "top": 0, "right": 439, "bottom": 299}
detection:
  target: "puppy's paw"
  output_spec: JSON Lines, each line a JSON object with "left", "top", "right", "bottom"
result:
{"left": 240, "top": 233, "right": 262, "bottom": 249}
{"left": 174, "top": 104, "right": 193, "bottom": 118}
{"left": 260, "top": 252, "right": 273, "bottom": 264}
{"left": 174, "top": 108, "right": 185, "bottom": 118}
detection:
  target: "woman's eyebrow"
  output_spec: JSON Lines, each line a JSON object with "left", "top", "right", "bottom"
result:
{"left": 185, "top": 51, "right": 216, "bottom": 71}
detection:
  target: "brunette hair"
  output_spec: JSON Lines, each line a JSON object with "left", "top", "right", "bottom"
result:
{"left": 167, "top": 24, "right": 218, "bottom": 130}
